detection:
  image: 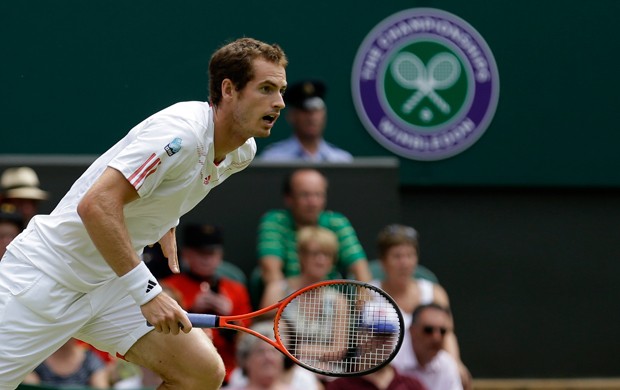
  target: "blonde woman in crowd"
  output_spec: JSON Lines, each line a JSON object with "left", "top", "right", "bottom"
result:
{"left": 260, "top": 225, "right": 339, "bottom": 308}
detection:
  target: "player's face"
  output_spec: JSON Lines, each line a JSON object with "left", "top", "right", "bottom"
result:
{"left": 232, "top": 59, "right": 287, "bottom": 139}
{"left": 382, "top": 243, "right": 418, "bottom": 280}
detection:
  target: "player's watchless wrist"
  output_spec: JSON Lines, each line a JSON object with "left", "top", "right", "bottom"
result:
{"left": 119, "top": 262, "right": 162, "bottom": 306}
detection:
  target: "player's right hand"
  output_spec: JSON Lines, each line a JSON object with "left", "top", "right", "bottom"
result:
{"left": 142, "top": 292, "right": 192, "bottom": 335}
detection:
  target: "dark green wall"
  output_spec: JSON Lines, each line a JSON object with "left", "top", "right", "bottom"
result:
{"left": 401, "top": 186, "right": 620, "bottom": 377}
{"left": 3, "top": 0, "right": 619, "bottom": 186}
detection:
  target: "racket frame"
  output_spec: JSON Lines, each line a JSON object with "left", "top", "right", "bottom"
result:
{"left": 187, "top": 279, "right": 405, "bottom": 376}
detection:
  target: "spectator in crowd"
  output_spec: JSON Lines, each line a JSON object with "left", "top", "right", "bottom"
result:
{"left": 163, "top": 224, "right": 253, "bottom": 385}
{"left": 257, "top": 168, "right": 371, "bottom": 297}
{"left": 259, "top": 226, "right": 349, "bottom": 385}
{"left": 258, "top": 80, "right": 353, "bottom": 162}
{"left": 260, "top": 225, "right": 339, "bottom": 308}
{"left": 0, "top": 166, "right": 49, "bottom": 224}
{"left": 0, "top": 204, "right": 24, "bottom": 260}
{"left": 371, "top": 224, "right": 471, "bottom": 389}
{"left": 225, "top": 321, "right": 322, "bottom": 390}
{"left": 325, "top": 364, "right": 427, "bottom": 390}
{"left": 21, "top": 338, "right": 111, "bottom": 388}
{"left": 402, "top": 304, "right": 463, "bottom": 390}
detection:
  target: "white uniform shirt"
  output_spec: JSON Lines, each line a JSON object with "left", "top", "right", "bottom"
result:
{"left": 8, "top": 101, "right": 255, "bottom": 293}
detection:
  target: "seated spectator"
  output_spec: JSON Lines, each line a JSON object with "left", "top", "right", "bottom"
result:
{"left": 260, "top": 226, "right": 339, "bottom": 308}
{"left": 162, "top": 223, "right": 252, "bottom": 385}
{"left": 258, "top": 79, "right": 353, "bottom": 162}
{"left": 371, "top": 224, "right": 471, "bottom": 389}
{"left": 0, "top": 203, "right": 24, "bottom": 260}
{"left": 325, "top": 364, "right": 426, "bottom": 390}
{"left": 21, "top": 338, "right": 110, "bottom": 388}
{"left": 257, "top": 168, "right": 371, "bottom": 295}
{"left": 402, "top": 304, "right": 463, "bottom": 390}
{"left": 0, "top": 166, "right": 49, "bottom": 224}
{"left": 225, "top": 321, "right": 322, "bottom": 390}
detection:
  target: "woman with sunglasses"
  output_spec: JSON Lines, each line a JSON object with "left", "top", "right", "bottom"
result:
{"left": 372, "top": 224, "right": 471, "bottom": 390}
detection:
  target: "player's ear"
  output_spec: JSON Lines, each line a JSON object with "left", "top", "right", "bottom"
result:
{"left": 221, "top": 79, "right": 235, "bottom": 100}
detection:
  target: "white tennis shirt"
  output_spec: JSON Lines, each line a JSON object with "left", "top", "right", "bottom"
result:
{"left": 8, "top": 101, "right": 255, "bottom": 293}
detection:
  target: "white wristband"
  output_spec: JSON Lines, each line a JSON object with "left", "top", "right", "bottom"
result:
{"left": 119, "top": 262, "right": 162, "bottom": 306}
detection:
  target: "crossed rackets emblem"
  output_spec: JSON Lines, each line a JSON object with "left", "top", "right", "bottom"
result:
{"left": 390, "top": 51, "right": 461, "bottom": 118}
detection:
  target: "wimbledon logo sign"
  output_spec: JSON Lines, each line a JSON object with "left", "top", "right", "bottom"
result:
{"left": 352, "top": 8, "right": 500, "bottom": 160}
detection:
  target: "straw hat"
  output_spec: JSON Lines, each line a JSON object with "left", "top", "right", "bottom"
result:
{"left": 1, "top": 167, "right": 49, "bottom": 201}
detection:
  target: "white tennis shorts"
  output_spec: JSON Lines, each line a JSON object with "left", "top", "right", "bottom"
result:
{"left": 0, "top": 251, "right": 153, "bottom": 389}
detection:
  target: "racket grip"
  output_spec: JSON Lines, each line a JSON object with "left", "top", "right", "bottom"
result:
{"left": 188, "top": 313, "right": 218, "bottom": 328}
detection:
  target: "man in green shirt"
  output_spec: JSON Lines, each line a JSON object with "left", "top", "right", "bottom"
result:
{"left": 257, "top": 168, "right": 372, "bottom": 285}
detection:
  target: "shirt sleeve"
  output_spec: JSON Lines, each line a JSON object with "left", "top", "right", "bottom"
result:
{"left": 108, "top": 113, "right": 199, "bottom": 199}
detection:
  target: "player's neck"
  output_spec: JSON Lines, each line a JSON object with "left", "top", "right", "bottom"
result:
{"left": 212, "top": 108, "right": 246, "bottom": 163}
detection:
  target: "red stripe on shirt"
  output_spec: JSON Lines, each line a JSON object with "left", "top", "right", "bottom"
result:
{"left": 128, "top": 153, "right": 157, "bottom": 183}
{"left": 132, "top": 158, "right": 161, "bottom": 190}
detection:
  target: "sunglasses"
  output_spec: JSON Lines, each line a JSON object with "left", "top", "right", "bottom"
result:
{"left": 422, "top": 326, "right": 448, "bottom": 336}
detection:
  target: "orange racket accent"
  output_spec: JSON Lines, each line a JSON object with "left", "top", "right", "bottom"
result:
{"left": 183, "top": 280, "right": 404, "bottom": 376}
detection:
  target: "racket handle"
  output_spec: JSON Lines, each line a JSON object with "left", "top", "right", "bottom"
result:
{"left": 187, "top": 313, "right": 218, "bottom": 328}
{"left": 146, "top": 313, "right": 219, "bottom": 328}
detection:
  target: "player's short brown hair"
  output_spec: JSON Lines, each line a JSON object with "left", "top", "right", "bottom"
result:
{"left": 208, "top": 37, "right": 288, "bottom": 106}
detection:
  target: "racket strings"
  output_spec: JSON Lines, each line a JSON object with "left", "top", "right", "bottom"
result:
{"left": 277, "top": 283, "right": 402, "bottom": 375}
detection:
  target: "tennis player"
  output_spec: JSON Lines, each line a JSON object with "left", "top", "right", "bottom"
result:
{"left": 0, "top": 37, "right": 287, "bottom": 389}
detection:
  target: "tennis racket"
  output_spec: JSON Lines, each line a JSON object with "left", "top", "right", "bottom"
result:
{"left": 175, "top": 280, "right": 404, "bottom": 376}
